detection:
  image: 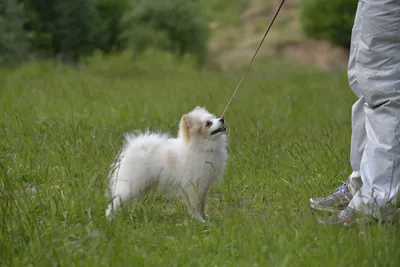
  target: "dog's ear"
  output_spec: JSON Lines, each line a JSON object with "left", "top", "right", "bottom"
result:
{"left": 194, "top": 106, "right": 203, "bottom": 111}
{"left": 179, "top": 114, "right": 191, "bottom": 142}
{"left": 183, "top": 114, "right": 192, "bottom": 128}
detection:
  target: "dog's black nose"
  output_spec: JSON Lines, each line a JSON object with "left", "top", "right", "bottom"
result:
{"left": 219, "top": 118, "right": 225, "bottom": 124}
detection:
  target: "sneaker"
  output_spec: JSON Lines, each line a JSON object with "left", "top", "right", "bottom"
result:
{"left": 317, "top": 207, "right": 359, "bottom": 226}
{"left": 309, "top": 181, "right": 353, "bottom": 212}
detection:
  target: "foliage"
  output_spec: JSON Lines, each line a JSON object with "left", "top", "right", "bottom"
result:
{"left": 300, "top": 0, "right": 358, "bottom": 48}
{"left": 20, "top": 0, "right": 138, "bottom": 61}
{"left": 21, "top": 0, "right": 58, "bottom": 56}
{"left": 122, "top": 0, "right": 210, "bottom": 66}
{"left": 94, "top": 0, "right": 130, "bottom": 53}
{"left": 0, "top": 0, "right": 31, "bottom": 64}
{"left": 53, "top": 0, "right": 103, "bottom": 61}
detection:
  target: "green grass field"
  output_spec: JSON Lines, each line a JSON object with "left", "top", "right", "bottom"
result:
{"left": 1, "top": 50, "right": 399, "bottom": 266}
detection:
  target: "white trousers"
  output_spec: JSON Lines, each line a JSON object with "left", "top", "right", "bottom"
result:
{"left": 347, "top": 0, "right": 400, "bottom": 220}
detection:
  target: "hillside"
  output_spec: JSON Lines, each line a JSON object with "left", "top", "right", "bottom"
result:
{"left": 203, "top": 0, "right": 349, "bottom": 72}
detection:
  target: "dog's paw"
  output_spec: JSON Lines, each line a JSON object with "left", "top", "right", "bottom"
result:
{"left": 192, "top": 213, "right": 208, "bottom": 224}
{"left": 105, "top": 208, "right": 115, "bottom": 221}
{"left": 197, "top": 217, "right": 206, "bottom": 224}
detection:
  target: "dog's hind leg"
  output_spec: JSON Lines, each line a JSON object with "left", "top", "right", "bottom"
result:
{"left": 105, "top": 177, "right": 152, "bottom": 219}
{"left": 105, "top": 183, "right": 133, "bottom": 219}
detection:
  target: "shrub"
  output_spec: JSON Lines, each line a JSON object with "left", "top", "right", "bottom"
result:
{"left": 22, "top": 0, "right": 58, "bottom": 56}
{"left": 94, "top": 0, "right": 130, "bottom": 53}
{"left": 300, "top": 0, "right": 358, "bottom": 48}
{"left": 22, "top": 0, "right": 105, "bottom": 61}
{"left": 122, "top": 0, "right": 210, "bottom": 66}
{"left": 53, "top": 0, "right": 102, "bottom": 61}
{"left": 0, "top": 0, "right": 31, "bottom": 64}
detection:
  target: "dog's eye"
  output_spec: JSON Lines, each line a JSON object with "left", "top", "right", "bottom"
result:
{"left": 206, "top": 121, "right": 212, "bottom": 127}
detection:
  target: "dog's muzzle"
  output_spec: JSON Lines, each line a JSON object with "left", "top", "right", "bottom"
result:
{"left": 210, "top": 126, "right": 227, "bottom": 135}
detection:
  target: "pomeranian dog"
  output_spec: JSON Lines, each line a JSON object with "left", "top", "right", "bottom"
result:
{"left": 105, "top": 106, "right": 228, "bottom": 222}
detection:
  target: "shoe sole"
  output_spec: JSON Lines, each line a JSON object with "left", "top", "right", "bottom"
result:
{"left": 310, "top": 202, "right": 344, "bottom": 213}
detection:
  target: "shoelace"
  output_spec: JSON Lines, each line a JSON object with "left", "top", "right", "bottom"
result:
{"left": 334, "top": 182, "right": 348, "bottom": 195}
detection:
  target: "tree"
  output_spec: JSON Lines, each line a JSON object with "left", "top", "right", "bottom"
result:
{"left": 0, "top": 0, "right": 31, "bottom": 64}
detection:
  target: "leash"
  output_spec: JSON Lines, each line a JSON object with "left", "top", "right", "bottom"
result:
{"left": 220, "top": 0, "right": 286, "bottom": 118}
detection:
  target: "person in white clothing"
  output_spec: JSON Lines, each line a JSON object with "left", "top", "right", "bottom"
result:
{"left": 309, "top": 0, "right": 400, "bottom": 225}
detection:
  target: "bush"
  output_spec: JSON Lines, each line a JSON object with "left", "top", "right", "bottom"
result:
{"left": 0, "top": 0, "right": 31, "bottom": 64}
{"left": 122, "top": 0, "right": 210, "bottom": 66}
{"left": 53, "top": 0, "right": 103, "bottom": 61}
{"left": 94, "top": 0, "right": 130, "bottom": 53}
{"left": 22, "top": 0, "right": 106, "bottom": 61}
{"left": 300, "top": 0, "right": 358, "bottom": 48}
{"left": 121, "top": 24, "right": 171, "bottom": 58}
{"left": 22, "top": 0, "right": 58, "bottom": 56}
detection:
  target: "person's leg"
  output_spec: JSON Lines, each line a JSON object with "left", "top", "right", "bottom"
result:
{"left": 319, "top": 0, "right": 400, "bottom": 224}
{"left": 347, "top": 0, "right": 365, "bottom": 194}
{"left": 309, "top": 1, "right": 364, "bottom": 212}
{"left": 348, "top": 96, "right": 364, "bottom": 196}
{"left": 347, "top": 0, "right": 400, "bottom": 221}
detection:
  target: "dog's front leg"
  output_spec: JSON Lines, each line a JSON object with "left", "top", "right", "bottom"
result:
{"left": 183, "top": 184, "right": 209, "bottom": 223}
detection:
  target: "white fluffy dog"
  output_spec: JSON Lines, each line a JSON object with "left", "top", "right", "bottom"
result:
{"left": 105, "top": 106, "right": 228, "bottom": 222}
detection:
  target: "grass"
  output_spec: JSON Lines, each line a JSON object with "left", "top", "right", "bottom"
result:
{"left": 1, "top": 50, "right": 400, "bottom": 266}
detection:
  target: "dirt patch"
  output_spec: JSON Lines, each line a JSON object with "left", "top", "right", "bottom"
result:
{"left": 277, "top": 39, "right": 349, "bottom": 71}
{"left": 241, "top": 0, "right": 299, "bottom": 28}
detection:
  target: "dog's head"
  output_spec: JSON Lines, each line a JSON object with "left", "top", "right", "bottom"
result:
{"left": 179, "top": 106, "right": 227, "bottom": 143}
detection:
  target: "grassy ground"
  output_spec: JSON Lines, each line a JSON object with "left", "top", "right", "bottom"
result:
{"left": 1, "top": 50, "right": 400, "bottom": 266}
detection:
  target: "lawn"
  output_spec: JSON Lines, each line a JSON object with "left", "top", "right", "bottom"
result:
{"left": 1, "top": 50, "right": 399, "bottom": 266}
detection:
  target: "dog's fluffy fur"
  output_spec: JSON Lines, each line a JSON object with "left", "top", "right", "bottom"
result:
{"left": 105, "top": 106, "right": 228, "bottom": 222}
